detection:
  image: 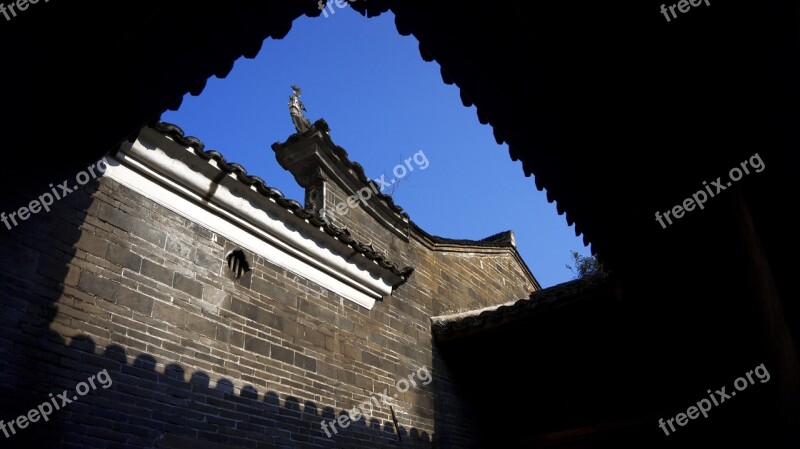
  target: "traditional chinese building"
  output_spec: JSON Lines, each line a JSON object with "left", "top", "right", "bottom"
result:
{"left": 0, "top": 118, "right": 543, "bottom": 448}
{"left": 1, "top": 1, "right": 797, "bottom": 448}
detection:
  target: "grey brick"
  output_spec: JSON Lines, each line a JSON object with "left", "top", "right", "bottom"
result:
{"left": 228, "top": 329, "right": 244, "bottom": 348}
{"left": 302, "top": 328, "right": 327, "bottom": 348}
{"left": 74, "top": 230, "right": 109, "bottom": 257}
{"left": 152, "top": 301, "right": 185, "bottom": 328}
{"left": 354, "top": 373, "right": 373, "bottom": 390}
{"left": 250, "top": 277, "right": 273, "bottom": 297}
{"left": 215, "top": 325, "right": 231, "bottom": 343}
{"left": 256, "top": 309, "right": 282, "bottom": 331}
{"left": 194, "top": 250, "right": 220, "bottom": 274}
{"left": 173, "top": 272, "right": 203, "bottom": 298}
{"left": 230, "top": 298, "right": 258, "bottom": 321}
{"left": 185, "top": 315, "right": 216, "bottom": 338}
{"left": 141, "top": 259, "right": 173, "bottom": 285}
{"left": 114, "top": 287, "right": 154, "bottom": 315}
{"left": 202, "top": 287, "right": 228, "bottom": 307}
{"left": 97, "top": 203, "right": 135, "bottom": 232}
{"left": 78, "top": 271, "right": 118, "bottom": 299}
{"left": 166, "top": 235, "right": 196, "bottom": 261}
{"left": 294, "top": 353, "right": 317, "bottom": 372}
{"left": 130, "top": 220, "right": 167, "bottom": 247}
{"left": 106, "top": 244, "right": 142, "bottom": 271}
{"left": 270, "top": 345, "right": 294, "bottom": 364}
{"left": 244, "top": 336, "right": 270, "bottom": 357}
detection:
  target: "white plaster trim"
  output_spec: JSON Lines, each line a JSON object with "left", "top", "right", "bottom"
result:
{"left": 102, "top": 138, "right": 402, "bottom": 310}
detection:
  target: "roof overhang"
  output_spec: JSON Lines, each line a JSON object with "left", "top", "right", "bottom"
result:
{"left": 105, "top": 125, "right": 413, "bottom": 309}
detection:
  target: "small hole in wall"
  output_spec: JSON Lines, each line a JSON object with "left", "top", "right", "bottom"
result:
{"left": 225, "top": 249, "right": 251, "bottom": 279}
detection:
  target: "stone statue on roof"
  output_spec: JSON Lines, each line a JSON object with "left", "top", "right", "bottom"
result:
{"left": 289, "top": 85, "right": 312, "bottom": 133}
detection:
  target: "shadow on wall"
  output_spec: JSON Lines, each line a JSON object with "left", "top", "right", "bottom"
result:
{"left": 0, "top": 178, "right": 435, "bottom": 448}
{"left": 0, "top": 337, "right": 434, "bottom": 448}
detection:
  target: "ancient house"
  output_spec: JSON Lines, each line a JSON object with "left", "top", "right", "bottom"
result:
{"left": 0, "top": 119, "right": 539, "bottom": 448}
{"left": 1, "top": 1, "right": 797, "bottom": 447}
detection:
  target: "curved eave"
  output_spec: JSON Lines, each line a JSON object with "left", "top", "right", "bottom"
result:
{"left": 108, "top": 124, "right": 416, "bottom": 309}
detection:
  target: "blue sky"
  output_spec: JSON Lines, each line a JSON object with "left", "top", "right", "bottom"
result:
{"left": 162, "top": 5, "right": 591, "bottom": 288}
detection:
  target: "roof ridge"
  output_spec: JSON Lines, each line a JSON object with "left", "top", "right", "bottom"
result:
{"left": 150, "top": 121, "right": 414, "bottom": 285}
{"left": 269, "top": 119, "right": 522, "bottom": 251}
{"left": 273, "top": 119, "right": 408, "bottom": 217}
{"left": 408, "top": 222, "right": 516, "bottom": 248}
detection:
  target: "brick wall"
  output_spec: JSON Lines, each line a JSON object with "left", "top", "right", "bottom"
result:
{"left": 0, "top": 148, "right": 535, "bottom": 448}
{"left": 323, "top": 182, "right": 400, "bottom": 259}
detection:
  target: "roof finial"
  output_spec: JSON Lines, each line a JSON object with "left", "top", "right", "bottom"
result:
{"left": 289, "top": 85, "right": 312, "bottom": 133}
